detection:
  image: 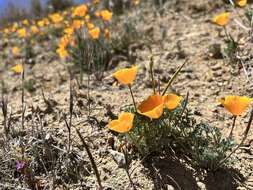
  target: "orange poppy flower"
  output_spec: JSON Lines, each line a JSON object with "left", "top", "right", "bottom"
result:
{"left": 88, "top": 27, "right": 100, "bottom": 40}
{"left": 219, "top": 95, "right": 252, "bottom": 116}
{"left": 108, "top": 112, "right": 134, "bottom": 133}
{"left": 138, "top": 94, "right": 164, "bottom": 119}
{"left": 163, "top": 94, "right": 182, "bottom": 110}
{"left": 212, "top": 12, "right": 230, "bottom": 26}
{"left": 100, "top": 10, "right": 113, "bottom": 22}
{"left": 236, "top": 0, "right": 247, "bottom": 7}
{"left": 113, "top": 66, "right": 138, "bottom": 85}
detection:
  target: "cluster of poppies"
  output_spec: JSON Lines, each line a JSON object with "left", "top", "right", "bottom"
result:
{"left": 108, "top": 65, "right": 252, "bottom": 137}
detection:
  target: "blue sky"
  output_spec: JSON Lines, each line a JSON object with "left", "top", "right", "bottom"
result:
{"left": 0, "top": 0, "right": 85, "bottom": 15}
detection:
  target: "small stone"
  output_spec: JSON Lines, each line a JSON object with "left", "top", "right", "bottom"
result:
{"left": 197, "top": 182, "right": 205, "bottom": 190}
{"left": 166, "top": 185, "right": 175, "bottom": 190}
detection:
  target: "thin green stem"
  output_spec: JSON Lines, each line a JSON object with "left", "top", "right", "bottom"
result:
{"left": 223, "top": 26, "right": 231, "bottom": 41}
{"left": 128, "top": 85, "right": 137, "bottom": 112}
{"left": 162, "top": 59, "right": 188, "bottom": 96}
{"left": 229, "top": 116, "right": 237, "bottom": 138}
{"left": 150, "top": 56, "right": 156, "bottom": 94}
{"left": 214, "top": 107, "right": 253, "bottom": 171}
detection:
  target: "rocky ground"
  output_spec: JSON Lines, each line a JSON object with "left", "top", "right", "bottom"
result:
{"left": 0, "top": 0, "right": 253, "bottom": 189}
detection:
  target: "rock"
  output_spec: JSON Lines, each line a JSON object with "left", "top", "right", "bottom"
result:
{"left": 197, "top": 182, "right": 206, "bottom": 190}
{"left": 166, "top": 185, "right": 175, "bottom": 190}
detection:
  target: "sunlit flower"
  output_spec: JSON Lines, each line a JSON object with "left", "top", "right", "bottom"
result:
{"left": 49, "top": 13, "right": 63, "bottom": 24}
{"left": 64, "top": 27, "right": 74, "bottom": 35}
{"left": 219, "top": 95, "right": 252, "bottom": 116}
{"left": 31, "top": 25, "right": 39, "bottom": 34}
{"left": 72, "top": 19, "right": 82, "bottom": 29}
{"left": 11, "top": 64, "right": 23, "bottom": 74}
{"left": 113, "top": 66, "right": 138, "bottom": 85}
{"left": 17, "top": 28, "right": 27, "bottom": 38}
{"left": 92, "top": 0, "right": 100, "bottom": 4}
{"left": 57, "top": 47, "right": 69, "bottom": 59}
{"left": 72, "top": 4, "right": 88, "bottom": 17}
{"left": 236, "top": 0, "right": 247, "bottom": 7}
{"left": 138, "top": 94, "right": 164, "bottom": 119}
{"left": 104, "top": 28, "right": 110, "bottom": 39}
{"left": 100, "top": 10, "right": 113, "bottom": 22}
{"left": 12, "top": 47, "right": 20, "bottom": 56}
{"left": 108, "top": 112, "right": 134, "bottom": 133}
{"left": 86, "top": 22, "right": 95, "bottom": 30}
{"left": 88, "top": 27, "right": 100, "bottom": 40}
{"left": 22, "top": 19, "right": 29, "bottom": 26}
{"left": 163, "top": 94, "right": 182, "bottom": 110}
{"left": 212, "top": 12, "right": 230, "bottom": 26}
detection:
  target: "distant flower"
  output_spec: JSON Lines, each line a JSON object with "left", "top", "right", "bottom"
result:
{"left": 22, "top": 19, "right": 29, "bottom": 26}
{"left": 212, "top": 12, "right": 230, "bottom": 26}
{"left": 12, "top": 47, "right": 20, "bottom": 56}
{"left": 163, "top": 94, "right": 182, "bottom": 110}
{"left": 100, "top": 10, "right": 113, "bottom": 22}
{"left": 236, "top": 0, "right": 247, "bottom": 7}
{"left": 113, "top": 66, "right": 138, "bottom": 85}
{"left": 72, "top": 4, "right": 88, "bottom": 17}
{"left": 103, "top": 28, "right": 110, "bottom": 39}
{"left": 86, "top": 22, "right": 95, "bottom": 30}
{"left": 16, "top": 161, "right": 26, "bottom": 171}
{"left": 138, "top": 94, "right": 164, "bottom": 119}
{"left": 132, "top": 0, "right": 140, "bottom": 5}
{"left": 31, "top": 25, "right": 39, "bottom": 34}
{"left": 64, "top": 27, "right": 74, "bottom": 35}
{"left": 11, "top": 64, "right": 23, "bottom": 74}
{"left": 92, "top": 0, "right": 100, "bottom": 4}
{"left": 219, "top": 95, "right": 252, "bottom": 116}
{"left": 57, "top": 47, "right": 69, "bottom": 59}
{"left": 72, "top": 19, "right": 82, "bottom": 29}
{"left": 49, "top": 13, "right": 63, "bottom": 24}
{"left": 88, "top": 27, "right": 100, "bottom": 40}
{"left": 108, "top": 112, "right": 134, "bottom": 133}
{"left": 17, "top": 28, "right": 27, "bottom": 38}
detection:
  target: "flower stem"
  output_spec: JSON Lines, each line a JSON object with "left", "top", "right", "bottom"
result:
{"left": 229, "top": 116, "right": 237, "bottom": 138}
{"left": 128, "top": 85, "right": 137, "bottom": 112}
{"left": 162, "top": 59, "right": 188, "bottom": 96}
{"left": 150, "top": 56, "right": 156, "bottom": 94}
{"left": 214, "top": 107, "right": 253, "bottom": 171}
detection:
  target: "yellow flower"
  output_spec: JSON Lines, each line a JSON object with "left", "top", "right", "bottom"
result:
{"left": 49, "top": 13, "right": 63, "bottom": 24}
{"left": 11, "top": 64, "right": 23, "bottom": 74}
{"left": 37, "top": 20, "right": 45, "bottom": 27}
{"left": 57, "top": 47, "right": 68, "bottom": 59}
{"left": 12, "top": 47, "right": 20, "bottom": 56}
{"left": 17, "top": 28, "right": 27, "bottom": 38}
{"left": 86, "top": 22, "right": 95, "bottom": 30}
{"left": 113, "top": 66, "right": 138, "bottom": 85}
{"left": 92, "top": 0, "right": 100, "bottom": 4}
{"left": 138, "top": 94, "right": 164, "bottom": 119}
{"left": 100, "top": 10, "right": 113, "bottom": 22}
{"left": 108, "top": 112, "right": 134, "bottom": 133}
{"left": 212, "top": 12, "right": 230, "bottom": 26}
{"left": 163, "top": 94, "right": 182, "bottom": 110}
{"left": 64, "top": 27, "right": 74, "bottom": 35}
{"left": 88, "top": 27, "right": 100, "bottom": 40}
{"left": 219, "top": 95, "right": 252, "bottom": 116}
{"left": 236, "top": 0, "right": 247, "bottom": 7}
{"left": 104, "top": 28, "right": 110, "bottom": 39}
{"left": 72, "top": 4, "right": 88, "bottom": 17}
{"left": 22, "top": 19, "right": 29, "bottom": 26}
{"left": 31, "top": 26, "right": 39, "bottom": 34}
